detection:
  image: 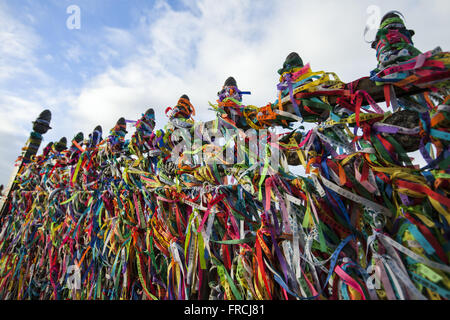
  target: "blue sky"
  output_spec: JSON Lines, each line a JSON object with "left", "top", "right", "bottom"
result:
{"left": 0, "top": 0, "right": 449, "bottom": 186}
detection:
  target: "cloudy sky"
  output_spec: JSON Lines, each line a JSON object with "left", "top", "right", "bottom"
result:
{"left": 0, "top": 0, "right": 449, "bottom": 186}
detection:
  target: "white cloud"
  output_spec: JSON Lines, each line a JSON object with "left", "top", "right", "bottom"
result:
{"left": 0, "top": 94, "right": 42, "bottom": 136}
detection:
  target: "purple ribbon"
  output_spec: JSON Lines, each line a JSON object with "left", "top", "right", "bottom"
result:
{"left": 372, "top": 122, "right": 420, "bottom": 135}
{"left": 399, "top": 193, "right": 413, "bottom": 206}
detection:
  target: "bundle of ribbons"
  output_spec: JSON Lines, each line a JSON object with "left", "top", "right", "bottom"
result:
{"left": 0, "top": 11, "right": 449, "bottom": 301}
